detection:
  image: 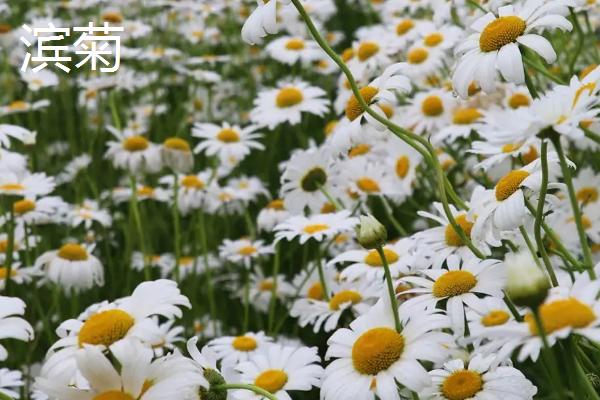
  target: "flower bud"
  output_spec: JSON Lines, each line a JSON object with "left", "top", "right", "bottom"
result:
{"left": 504, "top": 251, "right": 550, "bottom": 309}
{"left": 355, "top": 214, "right": 387, "bottom": 249}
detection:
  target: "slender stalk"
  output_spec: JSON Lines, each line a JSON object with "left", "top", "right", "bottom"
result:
{"left": 532, "top": 139, "right": 558, "bottom": 286}
{"left": 551, "top": 136, "right": 594, "bottom": 275}
{"left": 129, "top": 175, "right": 150, "bottom": 280}
{"left": 523, "top": 67, "right": 539, "bottom": 99}
{"left": 108, "top": 90, "right": 121, "bottom": 130}
{"left": 315, "top": 245, "right": 330, "bottom": 301}
{"left": 531, "top": 310, "right": 565, "bottom": 398}
{"left": 583, "top": 126, "right": 600, "bottom": 145}
{"left": 242, "top": 268, "right": 250, "bottom": 332}
{"left": 198, "top": 211, "right": 217, "bottom": 334}
{"left": 376, "top": 245, "right": 401, "bottom": 332}
{"left": 0, "top": 391, "right": 13, "bottom": 400}
{"left": 172, "top": 173, "right": 181, "bottom": 281}
{"left": 267, "top": 243, "right": 281, "bottom": 333}
{"left": 523, "top": 54, "right": 565, "bottom": 84}
{"left": 318, "top": 184, "right": 343, "bottom": 211}
{"left": 519, "top": 226, "right": 541, "bottom": 268}
{"left": 380, "top": 196, "right": 407, "bottom": 236}
{"left": 568, "top": 8, "right": 584, "bottom": 76}
{"left": 3, "top": 200, "right": 15, "bottom": 294}
{"left": 213, "top": 384, "right": 277, "bottom": 400}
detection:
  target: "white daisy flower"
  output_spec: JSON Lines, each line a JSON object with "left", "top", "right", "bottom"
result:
{"left": 0, "top": 368, "right": 25, "bottom": 399}
{"left": 266, "top": 36, "right": 323, "bottom": 65}
{"left": 400, "top": 255, "right": 505, "bottom": 337}
{"left": 35, "top": 242, "right": 104, "bottom": 294}
{"left": 322, "top": 296, "right": 452, "bottom": 399}
{"left": 247, "top": 269, "right": 295, "bottom": 313}
{"left": 402, "top": 88, "right": 458, "bottom": 135}
{"left": 453, "top": 0, "right": 574, "bottom": 98}
{"left": 206, "top": 331, "right": 273, "bottom": 368}
{"left": 0, "top": 124, "right": 36, "bottom": 148}
{"left": 67, "top": 200, "right": 112, "bottom": 229}
{"left": 251, "top": 79, "right": 329, "bottom": 129}
{"left": 274, "top": 210, "right": 358, "bottom": 244}
{"left": 0, "top": 99, "right": 50, "bottom": 116}
{"left": 241, "top": 0, "right": 281, "bottom": 44}
{"left": 193, "top": 122, "right": 264, "bottom": 167}
{"left": 0, "top": 172, "right": 55, "bottom": 198}
{"left": 258, "top": 199, "right": 290, "bottom": 232}
{"left": 160, "top": 171, "right": 214, "bottom": 215}
{"left": 161, "top": 137, "right": 194, "bottom": 174}
{"left": 233, "top": 344, "right": 324, "bottom": 400}
{"left": 419, "top": 354, "right": 537, "bottom": 399}
{"left": 219, "top": 238, "right": 274, "bottom": 268}
{"left": 11, "top": 196, "right": 68, "bottom": 225}
{"left": 104, "top": 127, "right": 162, "bottom": 174}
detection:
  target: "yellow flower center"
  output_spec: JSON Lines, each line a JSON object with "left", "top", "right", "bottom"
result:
{"left": 259, "top": 280, "right": 274, "bottom": 291}
{"left": 102, "top": 11, "right": 124, "bottom": 23}
{"left": 424, "top": 32, "right": 444, "bottom": 47}
{"left": 525, "top": 297, "right": 596, "bottom": 335}
{"left": 266, "top": 199, "right": 285, "bottom": 210}
{"left": 0, "top": 267, "right": 16, "bottom": 279}
{"left": 481, "top": 310, "right": 510, "bottom": 326}
{"left": 396, "top": 156, "right": 410, "bottom": 178}
{"left": 93, "top": 391, "right": 134, "bottom": 400}
{"left": 181, "top": 175, "right": 205, "bottom": 189}
{"left": 421, "top": 95, "right": 444, "bottom": 117}
{"left": 0, "top": 240, "right": 7, "bottom": 253}
{"left": 232, "top": 335, "right": 258, "bottom": 351}
{"left": 216, "top": 128, "right": 241, "bottom": 143}
{"left": 432, "top": 270, "right": 477, "bottom": 298}
{"left": 396, "top": 19, "right": 414, "bottom": 35}
{"left": 285, "top": 38, "right": 305, "bottom": 50}
{"left": 357, "top": 178, "right": 381, "bottom": 193}
{"left": 502, "top": 143, "right": 521, "bottom": 153}
{"left": 407, "top": 47, "right": 428, "bottom": 64}
{"left": 8, "top": 101, "right": 28, "bottom": 111}
{"left": 444, "top": 214, "right": 474, "bottom": 247}
{"left": 307, "top": 282, "right": 324, "bottom": 300}
{"left": 580, "top": 64, "right": 598, "bottom": 79}
{"left": 321, "top": 202, "right": 336, "bottom": 213}
{"left": 163, "top": 137, "right": 191, "bottom": 152}
{"left": 577, "top": 187, "right": 598, "bottom": 204}
{"left": 379, "top": 103, "right": 394, "bottom": 118}
{"left": 0, "top": 183, "right": 24, "bottom": 192}
{"left": 122, "top": 135, "right": 149, "bottom": 152}
{"left": 324, "top": 120, "right": 338, "bottom": 136}
{"left": 508, "top": 92, "right": 530, "bottom": 108}
{"left": 13, "top": 199, "right": 35, "bottom": 215}
{"left": 442, "top": 370, "right": 483, "bottom": 400}
{"left": 78, "top": 309, "right": 135, "bottom": 347}
{"left": 0, "top": 24, "right": 12, "bottom": 34}
{"left": 254, "top": 369, "right": 288, "bottom": 393}
{"left": 238, "top": 245, "right": 257, "bottom": 256}
{"left": 345, "top": 86, "right": 379, "bottom": 121}
{"left": 452, "top": 108, "right": 482, "bottom": 125}
{"left": 352, "top": 327, "right": 405, "bottom": 375}
{"left": 364, "top": 248, "right": 400, "bottom": 267}
{"left": 341, "top": 48, "right": 354, "bottom": 62}
{"left": 276, "top": 87, "right": 304, "bottom": 108}
{"left": 329, "top": 290, "right": 363, "bottom": 310}
{"left": 357, "top": 41, "right": 380, "bottom": 61}
{"left": 522, "top": 146, "right": 538, "bottom": 164}
{"left": 348, "top": 143, "right": 371, "bottom": 158}
{"left": 137, "top": 186, "right": 155, "bottom": 197}
{"left": 303, "top": 223, "right": 330, "bottom": 234}
{"left": 57, "top": 243, "right": 88, "bottom": 261}
{"left": 495, "top": 170, "right": 530, "bottom": 201}
{"left": 479, "top": 16, "right": 526, "bottom": 52}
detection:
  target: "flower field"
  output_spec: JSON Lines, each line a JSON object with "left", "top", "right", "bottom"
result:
{"left": 0, "top": 0, "right": 600, "bottom": 399}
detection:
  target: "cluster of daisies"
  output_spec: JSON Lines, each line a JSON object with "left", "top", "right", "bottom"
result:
{"left": 0, "top": 0, "right": 600, "bottom": 398}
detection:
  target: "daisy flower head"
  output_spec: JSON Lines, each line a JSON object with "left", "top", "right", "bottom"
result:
{"left": 0, "top": 262, "right": 38, "bottom": 291}
{"left": 36, "top": 338, "right": 204, "bottom": 400}
{"left": 280, "top": 146, "right": 342, "bottom": 214}
{"left": 346, "top": 33, "right": 394, "bottom": 80}
{"left": 329, "top": 238, "right": 415, "bottom": 281}
{"left": 274, "top": 210, "right": 358, "bottom": 244}
{"left": 0, "top": 99, "right": 49, "bottom": 117}
{"left": 193, "top": 121, "right": 264, "bottom": 167}
{"left": 241, "top": 0, "right": 281, "bottom": 44}
{"left": 41, "top": 280, "right": 190, "bottom": 381}
{"left": 250, "top": 79, "right": 329, "bottom": 129}
{"left": 35, "top": 242, "right": 104, "bottom": 294}
{"left": 266, "top": 35, "right": 323, "bottom": 65}
{"left": 400, "top": 255, "right": 505, "bottom": 337}
{"left": 0, "top": 124, "right": 36, "bottom": 148}
{"left": 453, "top": 0, "right": 574, "bottom": 98}
{"left": 399, "top": 44, "right": 445, "bottom": 81}
{"left": 402, "top": 88, "right": 458, "bottom": 135}
{"left": 343, "top": 63, "right": 411, "bottom": 131}
{"left": 0, "top": 368, "right": 25, "bottom": 399}
{"left": 290, "top": 270, "right": 382, "bottom": 332}
{"left": 161, "top": 136, "right": 194, "bottom": 173}
{"left": 247, "top": 269, "right": 295, "bottom": 313}
{"left": 322, "top": 296, "right": 452, "bottom": 399}
{"left": 0, "top": 296, "right": 34, "bottom": 361}
{"left": 206, "top": 331, "right": 273, "bottom": 368}
{"left": 111, "top": 183, "right": 171, "bottom": 204}
{"left": 233, "top": 344, "right": 324, "bottom": 400}
{"left": 104, "top": 127, "right": 162, "bottom": 174}
{"left": 469, "top": 136, "right": 540, "bottom": 171}
{"left": 340, "top": 157, "right": 400, "bottom": 200}
{"left": 432, "top": 106, "right": 486, "bottom": 145}
{"left": 419, "top": 354, "right": 537, "bottom": 400}
{"left": 219, "top": 237, "right": 274, "bottom": 268}
{"left": 466, "top": 296, "right": 517, "bottom": 338}
{"left": 11, "top": 196, "right": 68, "bottom": 225}
{"left": 67, "top": 199, "right": 112, "bottom": 229}
{"left": 258, "top": 199, "right": 290, "bottom": 232}
{"left": 0, "top": 172, "right": 55, "bottom": 198}
{"left": 573, "top": 167, "right": 600, "bottom": 206}
{"left": 160, "top": 170, "right": 213, "bottom": 215}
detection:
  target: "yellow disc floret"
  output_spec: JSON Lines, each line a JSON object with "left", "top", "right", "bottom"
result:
{"left": 421, "top": 95, "right": 444, "bottom": 117}
{"left": 255, "top": 369, "right": 288, "bottom": 393}
{"left": 444, "top": 214, "right": 474, "bottom": 247}
{"left": 329, "top": 290, "right": 363, "bottom": 310}
{"left": 93, "top": 391, "right": 135, "bottom": 400}
{"left": 352, "top": 327, "right": 405, "bottom": 375}
{"left": 78, "top": 309, "right": 135, "bottom": 347}
{"left": 122, "top": 135, "right": 150, "bottom": 152}
{"left": 364, "top": 248, "right": 400, "bottom": 267}
{"left": 526, "top": 297, "right": 596, "bottom": 335}
{"left": 432, "top": 270, "right": 477, "bottom": 298}
{"left": 276, "top": 87, "right": 304, "bottom": 108}
{"left": 481, "top": 310, "right": 510, "bottom": 327}
{"left": 232, "top": 335, "right": 258, "bottom": 351}
{"left": 479, "top": 16, "right": 526, "bottom": 52}
{"left": 495, "top": 170, "right": 530, "bottom": 201}
{"left": 13, "top": 199, "right": 35, "bottom": 215}
{"left": 163, "top": 137, "right": 191, "bottom": 152}
{"left": 345, "top": 86, "right": 379, "bottom": 121}
{"left": 441, "top": 370, "right": 483, "bottom": 400}
{"left": 57, "top": 243, "right": 89, "bottom": 261}
{"left": 357, "top": 41, "right": 380, "bottom": 61}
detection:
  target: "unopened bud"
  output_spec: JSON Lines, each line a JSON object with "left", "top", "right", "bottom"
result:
{"left": 505, "top": 251, "right": 550, "bottom": 309}
{"left": 356, "top": 214, "right": 387, "bottom": 249}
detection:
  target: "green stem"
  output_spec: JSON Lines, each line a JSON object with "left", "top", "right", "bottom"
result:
{"left": 268, "top": 244, "right": 281, "bottom": 334}
{"left": 109, "top": 90, "right": 121, "bottom": 130}
{"left": 376, "top": 245, "right": 402, "bottom": 332}
{"left": 532, "top": 310, "right": 566, "bottom": 398}
{"left": 551, "top": 136, "right": 594, "bottom": 276}
{"left": 172, "top": 173, "right": 181, "bottom": 282}
{"left": 4, "top": 203, "right": 15, "bottom": 294}
{"left": 519, "top": 226, "right": 541, "bottom": 268}
{"left": 213, "top": 384, "right": 277, "bottom": 400}
{"left": 532, "top": 139, "right": 558, "bottom": 286}
{"left": 523, "top": 66, "right": 539, "bottom": 99}
{"left": 523, "top": 54, "right": 565, "bottom": 84}
{"left": 242, "top": 268, "right": 250, "bottom": 332}
{"left": 381, "top": 197, "right": 407, "bottom": 236}
{"left": 568, "top": 8, "right": 584, "bottom": 76}
{"left": 583, "top": 127, "right": 600, "bottom": 145}
{"left": 318, "top": 184, "right": 343, "bottom": 211}
{"left": 198, "top": 211, "right": 217, "bottom": 334}
{"left": 129, "top": 175, "right": 150, "bottom": 280}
